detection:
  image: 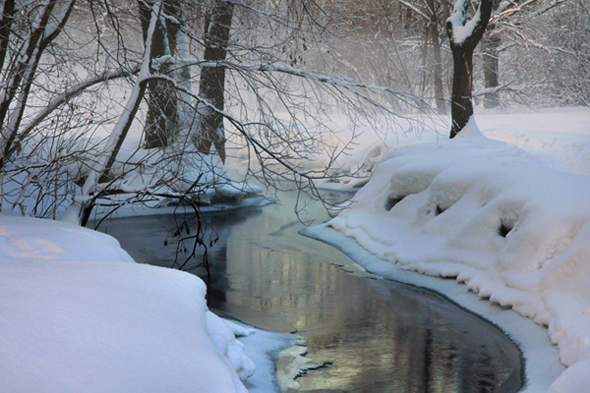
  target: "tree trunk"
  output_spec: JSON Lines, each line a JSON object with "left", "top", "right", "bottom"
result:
{"left": 139, "top": 0, "right": 181, "bottom": 149}
{"left": 426, "top": 0, "right": 445, "bottom": 112}
{"left": 193, "top": 0, "right": 233, "bottom": 163}
{"left": 0, "top": 0, "right": 15, "bottom": 73}
{"left": 79, "top": 2, "right": 163, "bottom": 225}
{"left": 431, "top": 30, "right": 445, "bottom": 111}
{"left": 482, "top": 34, "right": 501, "bottom": 108}
{"left": 446, "top": 0, "right": 493, "bottom": 138}
{"left": 450, "top": 47, "right": 474, "bottom": 137}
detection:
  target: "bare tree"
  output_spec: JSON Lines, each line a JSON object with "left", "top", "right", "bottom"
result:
{"left": 0, "top": 0, "right": 76, "bottom": 170}
{"left": 477, "top": 0, "right": 568, "bottom": 108}
{"left": 329, "top": 0, "right": 451, "bottom": 111}
{"left": 139, "top": 0, "right": 181, "bottom": 149}
{"left": 481, "top": 32, "right": 501, "bottom": 108}
{"left": 425, "top": 0, "right": 447, "bottom": 111}
{"left": 0, "top": 0, "right": 428, "bottom": 226}
{"left": 446, "top": 0, "right": 493, "bottom": 138}
{"left": 192, "top": 0, "right": 233, "bottom": 162}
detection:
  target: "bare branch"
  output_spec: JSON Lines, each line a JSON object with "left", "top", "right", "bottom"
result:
{"left": 11, "top": 64, "right": 141, "bottom": 158}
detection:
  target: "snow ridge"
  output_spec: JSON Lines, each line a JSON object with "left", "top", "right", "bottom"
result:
{"left": 0, "top": 214, "right": 254, "bottom": 393}
{"left": 329, "top": 133, "right": 590, "bottom": 392}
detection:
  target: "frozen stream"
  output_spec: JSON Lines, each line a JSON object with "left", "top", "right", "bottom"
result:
{"left": 94, "top": 190, "right": 523, "bottom": 393}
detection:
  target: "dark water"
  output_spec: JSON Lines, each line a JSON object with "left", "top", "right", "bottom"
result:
{"left": 94, "top": 191, "right": 523, "bottom": 393}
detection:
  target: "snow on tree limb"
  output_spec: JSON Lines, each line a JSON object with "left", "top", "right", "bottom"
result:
{"left": 139, "top": 72, "right": 337, "bottom": 180}
{"left": 396, "top": 0, "right": 430, "bottom": 22}
{"left": 74, "top": 1, "right": 162, "bottom": 225}
{"left": 152, "top": 55, "right": 422, "bottom": 105}
{"left": 96, "top": 3, "right": 161, "bottom": 184}
{"left": 10, "top": 64, "right": 141, "bottom": 159}
{"left": 446, "top": 0, "right": 493, "bottom": 48}
{"left": 0, "top": 0, "right": 75, "bottom": 168}
{"left": 491, "top": 0, "right": 567, "bottom": 22}
{"left": 448, "top": 0, "right": 470, "bottom": 32}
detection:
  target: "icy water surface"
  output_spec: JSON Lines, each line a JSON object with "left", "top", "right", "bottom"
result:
{"left": 94, "top": 191, "right": 523, "bottom": 393}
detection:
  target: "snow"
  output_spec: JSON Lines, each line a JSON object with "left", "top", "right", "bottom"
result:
{"left": 4, "top": 106, "right": 590, "bottom": 392}
{"left": 323, "top": 107, "right": 590, "bottom": 392}
{"left": 227, "top": 321, "right": 292, "bottom": 393}
{"left": 447, "top": 0, "right": 482, "bottom": 45}
{"left": 0, "top": 214, "right": 256, "bottom": 392}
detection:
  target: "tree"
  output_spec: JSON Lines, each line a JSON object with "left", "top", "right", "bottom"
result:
{"left": 0, "top": 0, "right": 425, "bottom": 226}
{"left": 425, "top": 0, "right": 446, "bottom": 112}
{"left": 480, "top": 0, "right": 502, "bottom": 108}
{"left": 348, "top": 0, "right": 451, "bottom": 112}
{"left": 139, "top": 0, "right": 182, "bottom": 149}
{"left": 192, "top": 0, "right": 233, "bottom": 162}
{"left": 477, "top": 0, "right": 554, "bottom": 108}
{"left": 446, "top": 0, "right": 493, "bottom": 138}
{"left": 0, "top": 0, "right": 76, "bottom": 170}
{"left": 481, "top": 31, "right": 501, "bottom": 108}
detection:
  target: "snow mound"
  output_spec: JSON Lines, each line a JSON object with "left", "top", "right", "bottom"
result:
{"left": 0, "top": 215, "right": 253, "bottom": 393}
{"left": 329, "top": 134, "right": 590, "bottom": 391}
{"left": 206, "top": 311, "right": 256, "bottom": 382}
{"left": 0, "top": 215, "right": 134, "bottom": 263}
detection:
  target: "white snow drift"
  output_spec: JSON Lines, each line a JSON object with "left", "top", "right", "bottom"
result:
{"left": 0, "top": 214, "right": 255, "bottom": 393}
{"left": 328, "top": 118, "right": 590, "bottom": 392}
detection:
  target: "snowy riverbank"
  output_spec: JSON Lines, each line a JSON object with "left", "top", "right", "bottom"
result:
{"left": 1, "top": 107, "right": 588, "bottom": 392}
{"left": 317, "top": 110, "right": 590, "bottom": 392}
{"left": 0, "top": 214, "right": 260, "bottom": 392}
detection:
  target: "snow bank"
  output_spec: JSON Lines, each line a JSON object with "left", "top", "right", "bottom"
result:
{"left": 0, "top": 215, "right": 254, "bottom": 393}
{"left": 328, "top": 127, "right": 590, "bottom": 391}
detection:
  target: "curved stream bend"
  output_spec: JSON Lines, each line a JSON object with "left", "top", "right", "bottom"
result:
{"left": 95, "top": 191, "right": 524, "bottom": 393}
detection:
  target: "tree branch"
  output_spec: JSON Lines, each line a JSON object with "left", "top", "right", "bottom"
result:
{"left": 10, "top": 64, "right": 141, "bottom": 158}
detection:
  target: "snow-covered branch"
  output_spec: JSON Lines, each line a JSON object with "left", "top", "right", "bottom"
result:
{"left": 491, "top": 0, "right": 567, "bottom": 23}
{"left": 396, "top": 0, "right": 430, "bottom": 22}
{"left": 11, "top": 64, "right": 141, "bottom": 158}
{"left": 472, "top": 83, "right": 517, "bottom": 97}
{"left": 153, "top": 56, "right": 420, "bottom": 102}
{"left": 73, "top": 1, "right": 162, "bottom": 225}
{"left": 446, "top": 0, "right": 493, "bottom": 48}
{"left": 0, "top": 0, "right": 75, "bottom": 168}
{"left": 96, "top": 4, "right": 161, "bottom": 184}
{"left": 138, "top": 72, "right": 333, "bottom": 180}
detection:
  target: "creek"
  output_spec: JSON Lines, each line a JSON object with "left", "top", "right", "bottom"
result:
{"left": 94, "top": 189, "right": 523, "bottom": 393}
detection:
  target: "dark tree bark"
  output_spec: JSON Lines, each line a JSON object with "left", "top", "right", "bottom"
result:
{"left": 139, "top": 0, "right": 182, "bottom": 149}
{"left": 0, "top": 0, "right": 15, "bottom": 73}
{"left": 193, "top": 0, "right": 234, "bottom": 163}
{"left": 446, "top": 0, "right": 493, "bottom": 138}
{"left": 449, "top": 45, "right": 474, "bottom": 136}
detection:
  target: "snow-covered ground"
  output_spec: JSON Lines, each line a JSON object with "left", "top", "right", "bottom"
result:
{"left": 311, "top": 107, "right": 590, "bottom": 392}
{"left": 0, "top": 214, "right": 263, "bottom": 392}
{"left": 2, "top": 107, "right": 589, "bottom": 392}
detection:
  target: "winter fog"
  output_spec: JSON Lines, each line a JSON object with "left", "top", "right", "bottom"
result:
{"left": 0, "top": 1, "right": 589, "bottom": 392}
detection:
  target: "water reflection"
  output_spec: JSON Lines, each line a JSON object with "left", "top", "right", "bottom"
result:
{"left": 94, "top": 192, "right": 523, "bottom": 393}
